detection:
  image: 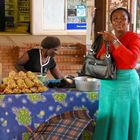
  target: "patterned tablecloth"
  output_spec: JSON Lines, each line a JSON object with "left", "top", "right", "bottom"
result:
{"left": 0, "top": 88, "right": 98, "bottom": 140}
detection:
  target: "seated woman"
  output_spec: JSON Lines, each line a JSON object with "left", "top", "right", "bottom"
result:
{"left": 15, "top": 36, "right": 64, "bottom": 79}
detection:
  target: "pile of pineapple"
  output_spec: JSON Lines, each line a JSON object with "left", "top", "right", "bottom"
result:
{"left": 0, "top": 71, "right": 48, "bottom": 94}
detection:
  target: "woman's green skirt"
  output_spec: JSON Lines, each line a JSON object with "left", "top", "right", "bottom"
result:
{"left": 93, "top": 69, "right": 140, "bottom": 140}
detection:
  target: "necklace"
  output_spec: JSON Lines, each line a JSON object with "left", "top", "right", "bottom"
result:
{"left": 39, "top": 49, "right": 50, "bottom": 74}
{"left": 40, "top": 49, "right": 49, "bottom": 64}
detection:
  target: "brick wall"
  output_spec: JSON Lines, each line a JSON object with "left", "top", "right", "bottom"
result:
{"left": 0, "top": 45, "right": 19, "bottom": 77}
{"left": 0, "top": 42, "right": 86, "bottom": 79}
{"left": 56, "top": 43, "right": 86, "bottom": 76}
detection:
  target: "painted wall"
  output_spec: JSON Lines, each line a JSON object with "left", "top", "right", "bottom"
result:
{"left": 43, "top": 0, "right": 65, "bottom": 30}
{"left": 31, "top": 0, "right": 64, "bottom": 34}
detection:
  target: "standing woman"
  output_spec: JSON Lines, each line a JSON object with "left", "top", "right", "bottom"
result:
{"left": 93, "top": 8, "right": 140, "bottom": 140}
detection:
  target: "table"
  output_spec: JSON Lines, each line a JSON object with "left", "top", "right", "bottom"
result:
{"left": 0, "top": 88, "right": 98, "bottom": 140}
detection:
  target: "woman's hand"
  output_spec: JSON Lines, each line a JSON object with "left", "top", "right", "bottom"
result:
{"left": 97, "top": 31, "right": 121, "bottom": 48}
{"left": 98, "top": 31, "right": 116, "bottom": 42}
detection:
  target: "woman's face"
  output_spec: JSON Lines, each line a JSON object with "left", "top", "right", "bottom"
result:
{"left": 43, "top": 46, "right": 60, "bottom": 57}
{"left": 111, "top": 10, "right": 129, "bottom": 33}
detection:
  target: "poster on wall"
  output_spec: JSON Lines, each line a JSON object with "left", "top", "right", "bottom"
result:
{"left": 67, "top": 2, "right": 86, "bottom": 30}
{"left": 76, "top": 5, "right": 86, "bottom": 17}
{"left": 68, "top": 9, "right": 76, "bottom": 17}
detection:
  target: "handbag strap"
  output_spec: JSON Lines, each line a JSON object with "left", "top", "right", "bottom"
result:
{"left": 90, "top": 35, "right": 110, "bottom": 55}
{"left": 104, "top": 41, "right": 110, "bottom": 55}
{"left": 91, "top": 35, "right": 103, "bottom": 54}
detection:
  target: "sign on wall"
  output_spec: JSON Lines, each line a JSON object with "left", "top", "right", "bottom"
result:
{"left": 76, "top": 5, "right": 86, "bottom": 17}
{"left": 67, "top": 0, "right": 86, "bottom": 30}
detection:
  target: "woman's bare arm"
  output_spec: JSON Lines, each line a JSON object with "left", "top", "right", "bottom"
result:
{"left": 15, "top": 52, "right": 29, "bottom": 72}
{"left": 50, "top": 66, "right": 64, "bottom": 79}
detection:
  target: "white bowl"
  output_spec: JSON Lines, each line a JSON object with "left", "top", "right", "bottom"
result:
{"left": 74, "top": 76, "right": 99, "bottom": 92}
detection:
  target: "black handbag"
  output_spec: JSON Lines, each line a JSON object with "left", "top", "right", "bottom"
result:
{"left": 79, "top": 35, "right": 116, "bottom": 80}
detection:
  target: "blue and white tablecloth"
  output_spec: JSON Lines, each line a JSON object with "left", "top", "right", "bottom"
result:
{"left": 0, "top": 88, "right": 98, "bottom": 140}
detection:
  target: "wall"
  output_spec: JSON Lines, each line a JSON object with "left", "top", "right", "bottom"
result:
{"left": 86, "top": 0, "right": 95, "bottom": 49}
{"left": 0, "top": 37, "right": 19, "bottom": 77}
{"left": 31, "top": 0, "right": 43, "bottom": 34}
{"left": 43, "top": 0, "right": 65, "bottom": 30}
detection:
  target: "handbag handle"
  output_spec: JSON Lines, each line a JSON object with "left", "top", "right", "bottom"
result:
{"left": 91, "top": 35, "right": 103, "bottom": 54}
{"left": 104, "top": 41, "right": 110, "bottom": 56}
{"left": 90, "top": 35, "right": 111, "bottom": 56}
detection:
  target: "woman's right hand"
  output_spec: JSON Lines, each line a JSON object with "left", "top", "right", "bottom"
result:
{"left": 97, "top": 31, "right": 121, "bottom": 48}
{"left": 98, "top": 31, "right": 116, "bottom": 42}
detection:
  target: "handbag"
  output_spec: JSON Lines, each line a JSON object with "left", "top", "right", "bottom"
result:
{"left": 79, "top": 35, "right": 116, "bottom": 80}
